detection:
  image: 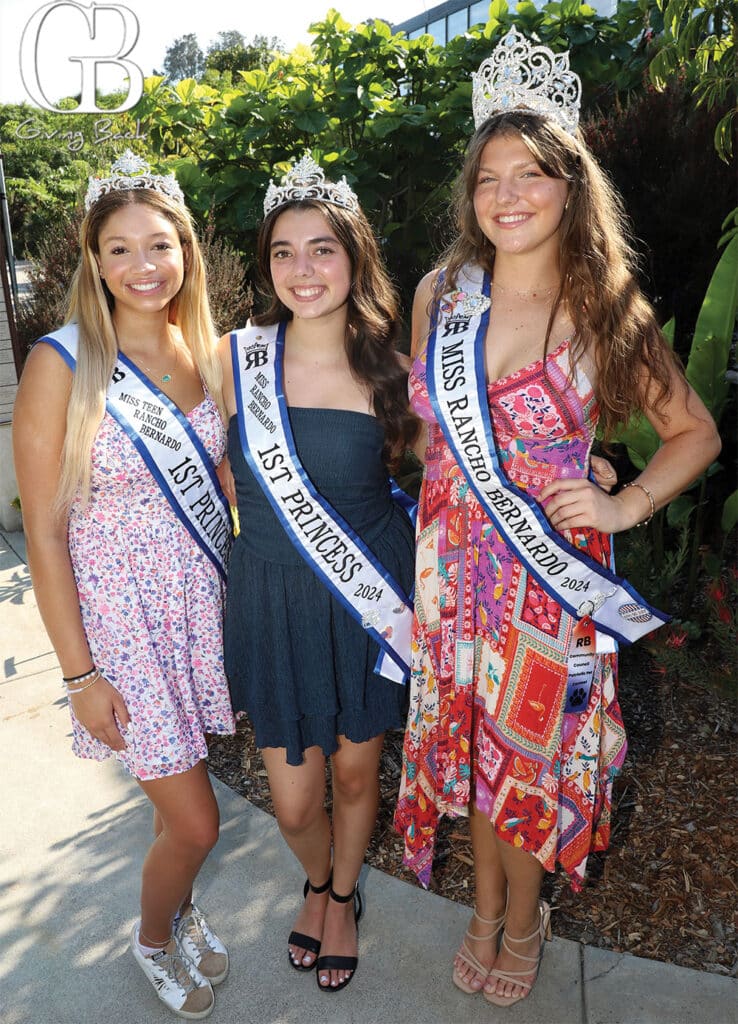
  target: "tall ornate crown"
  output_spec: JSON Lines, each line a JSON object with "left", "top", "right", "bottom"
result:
{"left": 84, "top": 150, "right": 185, "bottom": 212}
{"left": 472, "top": 27, "right": 581, "bottom": 136}
{"left": 263, "top": 153, "right": 359, "bottom": 216}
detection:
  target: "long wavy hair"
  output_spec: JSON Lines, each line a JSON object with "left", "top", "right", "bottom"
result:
{"left": 440, "top": 111, "right": 682, "bottom": 439}
{"left": 253, "top": 198, "right": 418, "bottom": 470}
{"left": 57, "top": 188, "right": 221, "bottom": 510}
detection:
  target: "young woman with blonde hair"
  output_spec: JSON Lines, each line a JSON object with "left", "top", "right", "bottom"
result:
{"left": 13, "top": 152, "right": 235, "bottom": 1020}
{"left": 395, "top": 28, "right": 720, "bottom": 1009}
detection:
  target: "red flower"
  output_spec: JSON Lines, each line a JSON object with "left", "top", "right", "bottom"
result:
{"left": 665, "top": 628, "right": 688, "bottom": 649}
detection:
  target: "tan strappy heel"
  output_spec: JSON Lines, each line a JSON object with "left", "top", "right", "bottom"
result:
{"left": 452, "top": 908, "right": 506, "bottom": 995}
{"left": 484, "top": 900, "right": 552, "bottom": 1007}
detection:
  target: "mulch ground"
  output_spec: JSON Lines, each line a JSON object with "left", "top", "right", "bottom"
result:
{"left": 207, "top": 648, "right": 737, "bottom": 977}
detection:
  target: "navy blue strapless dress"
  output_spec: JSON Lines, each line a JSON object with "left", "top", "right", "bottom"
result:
{"left": 225, "top": 408, "right": 414, "bottom": 765}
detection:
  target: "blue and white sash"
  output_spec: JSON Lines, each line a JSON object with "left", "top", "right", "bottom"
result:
{"left": 230, "top": 322, "right": 413, "bottom": 684}
{"left": 41, "top": 323, "right": 231, "bottom": 580}
{"left": 427, "top": 267, "right": 668, "bottom": 646}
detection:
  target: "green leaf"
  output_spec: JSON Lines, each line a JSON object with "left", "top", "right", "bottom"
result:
{"left": 649, "top": 46, "right": 678, "bottom": 89}
{"left": 662, "top": 0, "right": 684, "bottom": 37}
{"left": 714, "top": 110, "right": 735, "bottom": 163}
{"left": 488, "top": 0, "right": 509, "bottom": 19}
{"left": 613, "top": 409, "right": 661, "bottom": 470}
{"left": 561, "top": 0, "right": 584, "bottom": 16}
{"left": 370, "top": 116, "right": 406, "bottom": 138}
{"left": 666, "top": 494, "right": 695, "bottom": 527}
{"left": 173, "top": 79, "right": 200, "bottom": 103}
{"left": 686, "top": 233, "right": 738, "bottom": 420}
{"left": 294, "top": 109, "right": 329, "bottom": 132}
{"left": 721, "top": 489, "right": 738, "bottom": 533}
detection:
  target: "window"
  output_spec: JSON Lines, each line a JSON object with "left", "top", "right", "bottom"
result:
{"left": 447, "top": 9, "right": 468, "bottom": 38}
{"left": 469, "top": 1, "right": 490, "bottom": 26}
{"left": 408, "top": 27, "right": 425, "bottom": 39}
{"left": 427, "top": 17, "right": 447, "bottom": 45}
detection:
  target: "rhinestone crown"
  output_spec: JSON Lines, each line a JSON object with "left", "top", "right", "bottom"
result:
{"left": 472, "top": 27, "right": 581, "bottom": 136}
{"left": 84, "top": 149, "right": 185, "bottom": 212}
{"left": 263, "top": 153, "right": 359, "bottom": 216}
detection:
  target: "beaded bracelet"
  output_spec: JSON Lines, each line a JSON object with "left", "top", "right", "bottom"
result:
{"left": 621, "top": 481, "right": 655, "bottom": 527}
{"left": 66, "top": 671, "right": 101, "bottom": 695}
{"left": 62, "top": 666, "right": 97, "bottom": 685}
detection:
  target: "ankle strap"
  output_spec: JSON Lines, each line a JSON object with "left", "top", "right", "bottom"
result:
{"left": 304, "top": 873, "right": 332, "bottom": 896}
{"left": 473, "top": 908, "right": 506, "bottom": 927}
{"left": 500, "top": 932, "right": 541, "bottom": 964}
{"left": 329, "top": 883, "right": 357, "bottom": 903}
{"left": 329, "top": 882, "right": 363, "bottom": 923}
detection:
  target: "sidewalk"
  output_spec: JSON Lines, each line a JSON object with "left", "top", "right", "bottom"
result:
{"left": 1, "top": 527, "right": 735, "bottom": 1024}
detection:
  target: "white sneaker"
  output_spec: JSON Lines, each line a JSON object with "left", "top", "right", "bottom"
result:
{"left": 175, "top": 904, "right": 230, "bottom": 985}
{"left": 131, "top": 924, "right": 214, "bottom": 1019}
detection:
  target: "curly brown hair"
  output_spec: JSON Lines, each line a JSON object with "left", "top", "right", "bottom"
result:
{"left": 440, "top": 111, "right": 684, "bottom": 440}
{"left": 254, "top": 199, "right": 418, "bottom": 470}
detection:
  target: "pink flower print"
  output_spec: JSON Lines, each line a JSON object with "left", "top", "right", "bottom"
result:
{"left": 454, "top": 778, "right": 470, "bottom": 803}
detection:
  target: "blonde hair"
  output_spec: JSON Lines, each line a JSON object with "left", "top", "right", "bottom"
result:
{"left": 440, "top": 111, "right": 682, "bottom": 438}
{"left": 56, "top": 189, "right": 222, "bottom": 509}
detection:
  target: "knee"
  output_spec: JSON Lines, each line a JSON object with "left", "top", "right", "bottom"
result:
{"left": 332, "top": 765, "right": 377, "bottom": 805}
{"left": 275, "top": 798, "right": 323, "bottom": 839}
{"left": 180, "top": 811, "right": 220, "bottom": 857}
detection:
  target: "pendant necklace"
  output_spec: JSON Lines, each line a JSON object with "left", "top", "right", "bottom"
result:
{"left": 140, "top": 341, "right": 178, "bottom": 384}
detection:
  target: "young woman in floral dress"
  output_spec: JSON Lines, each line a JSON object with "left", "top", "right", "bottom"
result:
{"left": 395, "top": 29, "right": 720, "bottom": 1009}
{"left": 13, "top": 154, "right": 235, "bottom": 1020}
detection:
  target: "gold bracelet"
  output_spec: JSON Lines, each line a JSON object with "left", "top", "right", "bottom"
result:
{"left": 621, "top": 482, "right": 655, "bottom": 527}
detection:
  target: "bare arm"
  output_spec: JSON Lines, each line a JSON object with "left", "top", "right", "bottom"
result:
{"left": 410, "top": 270, "right": 437, "bottom": 360}
{"left": 540, "top": 361, "right": 721, "bottom": 534}
{"left": 213, "top": 333, "right": 239, "bottom": 505}
{"left": 408, "top": 272, "right": 440, "bottom": 465}
{"left": 216, "top": 332, "right": 238, "bottom": 419}
{"left": 13, "top": 343, "right": 129, "bottom": 748}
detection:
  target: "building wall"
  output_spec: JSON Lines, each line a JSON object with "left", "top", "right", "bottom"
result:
{"left": 394, "top": 0, "right": 616, "bottom": 43}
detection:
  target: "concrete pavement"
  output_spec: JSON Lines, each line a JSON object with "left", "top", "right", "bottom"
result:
{"left": 1, "top": 527, "right": 736, "bottom": 1024}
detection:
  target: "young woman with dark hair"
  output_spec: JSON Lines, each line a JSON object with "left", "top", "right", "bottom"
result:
{"left": 218, "top": 155, "right": 418, "bottom": 994}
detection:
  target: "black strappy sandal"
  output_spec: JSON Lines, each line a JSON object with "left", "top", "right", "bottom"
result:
{"left": 316, "top": 883, "right": 363, "bottom": 993}
{"left": 288, "top": 875, "right": 332, "bottom": 972}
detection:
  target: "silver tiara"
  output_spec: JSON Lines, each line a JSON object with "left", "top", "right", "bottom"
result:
{"left": 263, "top": 153, "right": 359, "bottom": 216}
{"left": 472, "top": 27, "right": 581, "bottom": 136}
{"left": 84, "top": 149, "right": 185, "bottom": 212}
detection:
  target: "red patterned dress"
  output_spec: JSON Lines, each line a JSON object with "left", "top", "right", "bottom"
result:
{"left": 394, "top": 335, "right": 626, "bottom": 890}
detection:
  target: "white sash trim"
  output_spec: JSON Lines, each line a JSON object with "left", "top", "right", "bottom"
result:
{"left": 41, "top": 324, "right": 231, "bottom": 579}
{"left": 230, "top": 322, "right": 412, "bottom": 683}
{"left": 427, "top": 267, "right": 668, "bottom": 645}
